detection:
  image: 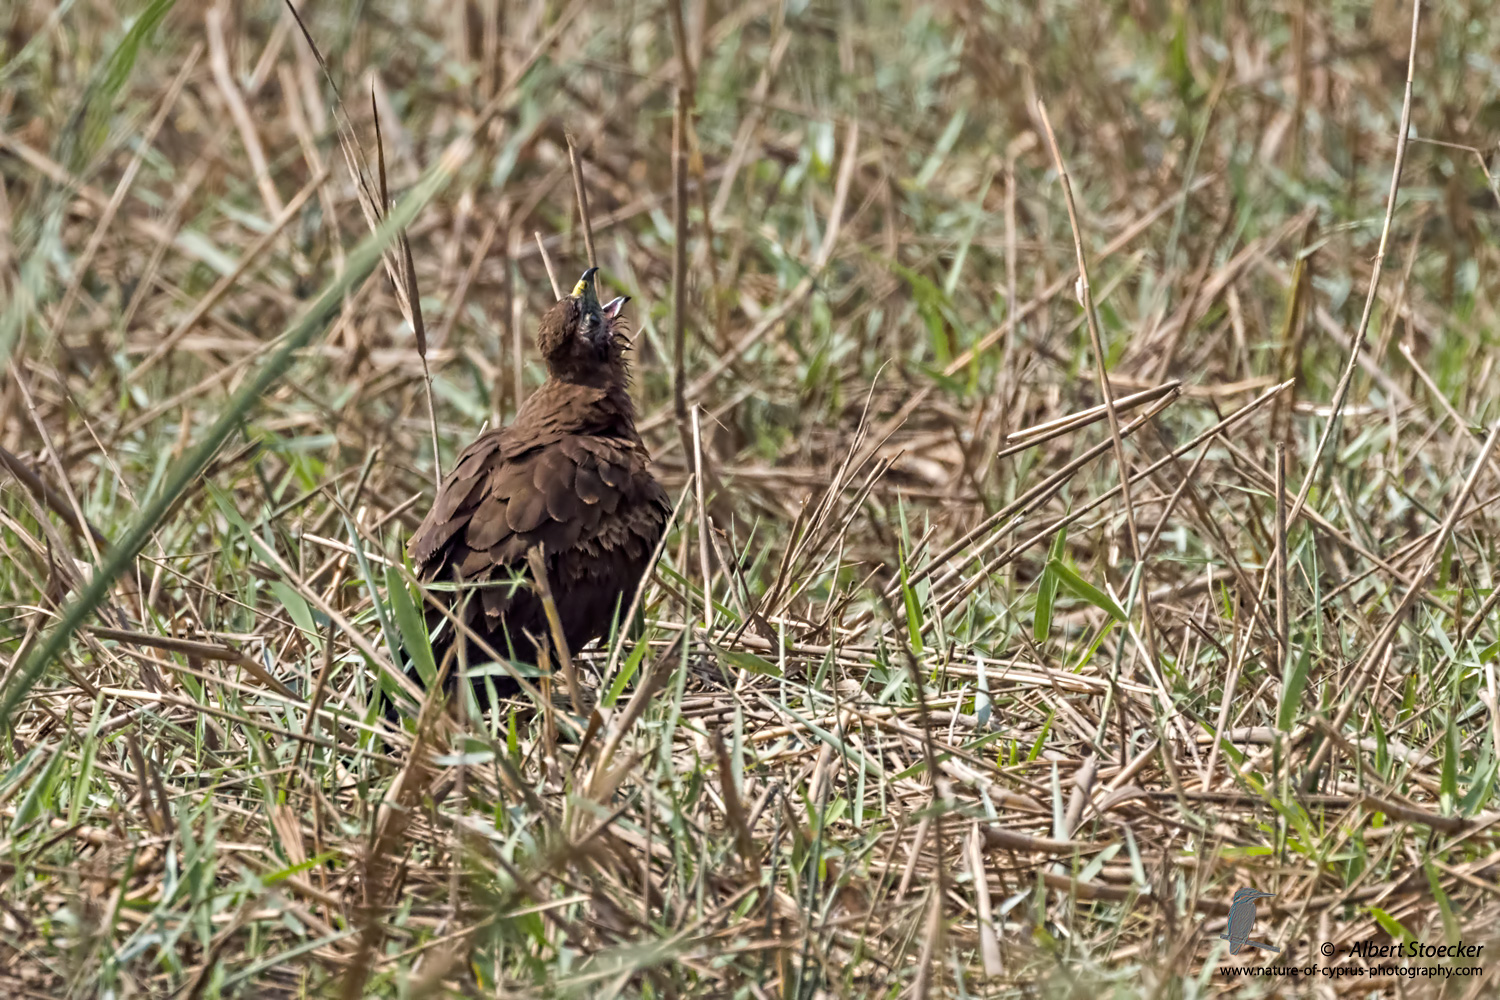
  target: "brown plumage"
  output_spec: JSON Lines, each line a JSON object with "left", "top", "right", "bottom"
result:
{"left": 408, "top": 268, "right": 670, "bottom": 694}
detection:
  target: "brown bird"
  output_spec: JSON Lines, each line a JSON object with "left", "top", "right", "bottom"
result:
{"left": 407, "top": 267, "right": 670, "bottom": 699}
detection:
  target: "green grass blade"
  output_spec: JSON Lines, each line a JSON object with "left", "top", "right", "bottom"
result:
{"left": 1048, "top": 557, "right": 1126, "bottom": 622}
{"left": 1277, "top": 642, "right": 1311, "bottom": 732}
{"left": 386, "top": 566, "right": 436, "bottom": 686}
{"left": 1034, "top": 528, "right": 1068, "bottom": 640}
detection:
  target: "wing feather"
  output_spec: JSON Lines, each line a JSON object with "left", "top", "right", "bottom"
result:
{"left": 506, "top": 485, "right": 550, "bottom": 534}
{"left": 410, "top": 516, "right": 465, "bottom": 567}
{"left": 537, "top": 450, "right": 581, "bottom": 523}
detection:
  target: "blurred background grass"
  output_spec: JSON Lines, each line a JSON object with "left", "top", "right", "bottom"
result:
{"left": 3, "top": 0, "right": 1500, "bottom": 995}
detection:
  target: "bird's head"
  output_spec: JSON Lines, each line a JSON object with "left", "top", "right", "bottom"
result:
{"left": 535, "top": 266, "right": 632, "bottom": 385}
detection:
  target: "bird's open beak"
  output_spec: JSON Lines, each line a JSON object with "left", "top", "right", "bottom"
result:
{"left": 571, "top": 266, "right": 600, "bottom": 307}
{"left": 594, "top": 295, "right": 630, "bottom": 352}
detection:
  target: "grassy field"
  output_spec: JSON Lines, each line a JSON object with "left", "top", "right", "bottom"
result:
{"left": 3, "top": 0, "right": 1500, "bottom": 995}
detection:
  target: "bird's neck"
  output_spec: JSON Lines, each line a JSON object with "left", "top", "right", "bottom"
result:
{"left": 516, "top": 378, "right": 641, "bottom": 441}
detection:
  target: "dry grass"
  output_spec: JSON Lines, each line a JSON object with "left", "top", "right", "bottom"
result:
{"left": 3, "top": 0, "right": 1500, "bottom": 996}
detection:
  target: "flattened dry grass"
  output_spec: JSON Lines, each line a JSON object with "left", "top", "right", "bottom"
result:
{"left": 2, "top": 0, "right": 1500, "bottom": 996}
